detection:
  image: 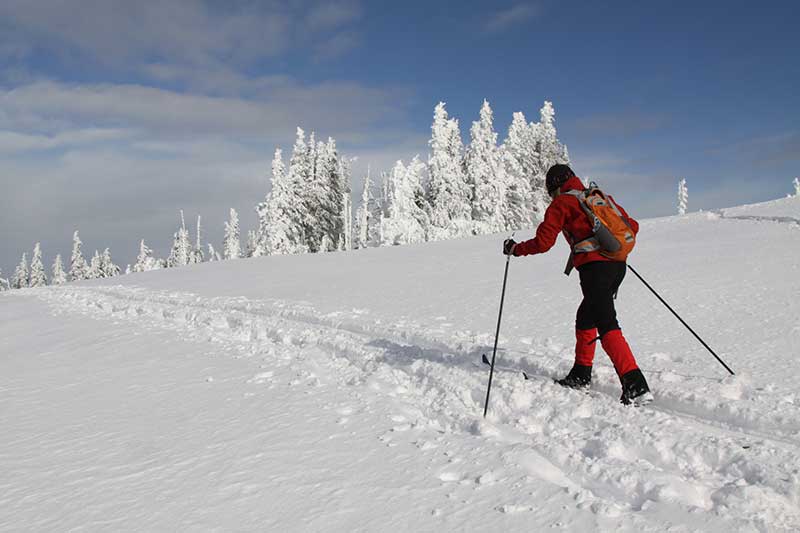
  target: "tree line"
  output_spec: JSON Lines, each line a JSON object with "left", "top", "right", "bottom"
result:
{"left": 1, "top": 99, "right": 568, "bottom": 291}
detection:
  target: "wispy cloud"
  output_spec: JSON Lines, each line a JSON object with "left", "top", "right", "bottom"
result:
{"left": 0, "top": 0, "right": 363, "bottom": 85}
{"left": 305, "top": 1, "right": 362, "bottom": 33}
{"left": 313, "top": 31, "right": 362, "bottom": 62}
{"left": 0, "top": 128, "right": 134, "bottom": 154}
{"left": 484, "top": 4, "right": 539, "bottom": 33}
{"left": 0, "top": 80, "right": 409, "bottom": 139}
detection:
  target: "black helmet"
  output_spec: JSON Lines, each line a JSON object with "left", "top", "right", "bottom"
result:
{"left": 545, "top": 164, "right": 575, "bottom": 196}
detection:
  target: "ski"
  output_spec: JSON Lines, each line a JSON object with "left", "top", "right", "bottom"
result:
{"left": 481, "top": 353, "right": 530, "bottom": 380}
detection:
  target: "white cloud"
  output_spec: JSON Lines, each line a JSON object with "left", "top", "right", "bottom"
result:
{"left": 0, "top": 0, "right": 292, "bottom": 69}
{"left": 0, "top": 128, "right": 134, "bottom": 154}
{"left": 0, "top": 80, "right": 409, "bottom": 140}
{"left": 484, "top": 4, "right": 539, "bottom": 33}
{"left": 314, "top": 31, "right": 362, "bottom": 61}
{"left": 305, "top": 1, "right": 363, "bottom": 33}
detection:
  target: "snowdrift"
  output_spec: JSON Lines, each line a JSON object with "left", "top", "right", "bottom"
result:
{"left": 2, "top": 196, "right": 799, "bottom": 531}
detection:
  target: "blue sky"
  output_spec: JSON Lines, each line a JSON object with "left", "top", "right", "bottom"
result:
{"left": 1, "top": 0, "right": 798, "bottom": 275}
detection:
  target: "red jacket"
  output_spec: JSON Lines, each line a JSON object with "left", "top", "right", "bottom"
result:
{"left": 513, "top": 176, "right": 639, "bottom": 269}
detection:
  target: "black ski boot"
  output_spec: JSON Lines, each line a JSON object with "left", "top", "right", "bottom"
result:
{"left": 555, "top": 365, "right": 592, "bottom": 390}
{"left": 620, "top": 369, "right": 654, "bottom": 406}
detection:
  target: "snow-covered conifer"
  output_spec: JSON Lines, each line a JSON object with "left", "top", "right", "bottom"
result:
{"left": 500, "top": 145, "right": 534, "bottom": 230}
{"left": 466, "top": 100, "right": 506, "bottom": 234}
{"left": 268, "top": 138, "right": 309, "bottom": 255}
{"left": 355, "top": 167, "right": 380, "bottom": 249}
{"left": 168, "top": 212, "right": 192, "bottom": 267}
{"left": 29, "top": 243, "right": 47, "bottom": 287}
{"left": 88, "top": 250, "right": 102, "bottom": 279}
{"left": 12, "top": 253, "right": 29, "bottom": 289}
{"left": 505, "top": 112, "right": 539, "bottom": 183}
{"left": 253, "top": 198, "right": 270, "bottom": 257}
{"left": 223, "top": 208, "right": 241, "bottom": 260}
{"left": 133, "top": 240, "right": 159, "bottom": 272}
{"left": 504, "top": 111, "right": 548, "bottom": 220}
{"left": 100, "top": 248, "right": 120, "bottom": 278}
{"left": 793, "top": 177, "right": 800, "bottom": 196}
{"left": 534, "top": 101, "right": 570, "bottom": 175}
{"left": 69, "top": 231, "right": 88, "bottom": 281}
{"left": 190, "top": 216, "right": 205, "bottom": 264}
{"left": 338, "top": 154, "right": 353, "bottom": 251}
{"left": 427, "top": 102, "right": 472, "bottom": 239}
{"left": 245, "top": 230, "right": 259, "bottom": 257}
{"left": 207, "top": 243, "right": 221, "bottom": 262}
{"left": 381, "top": 157, "right": 430, "bottom": 245}
{"left": 678, "top": 178, "right": 688, "bottom": 215}
{"left": 0, "top": 270, "right": 9, "bottom": 291}
{"left": 51, "top": 255, "right": 67, "bottom": 285}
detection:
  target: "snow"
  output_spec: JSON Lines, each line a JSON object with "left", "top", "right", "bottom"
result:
{"left": 2, "top": 195, "right": 799, "bottom": 531}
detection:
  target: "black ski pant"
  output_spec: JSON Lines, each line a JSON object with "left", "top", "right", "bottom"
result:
{"left": 575, "top": 261, "right": 627, "bottom": 337}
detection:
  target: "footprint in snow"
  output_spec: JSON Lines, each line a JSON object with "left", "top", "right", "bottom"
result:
{"left": 496, "top": 504, "right": 533, "bottom": 514}
{"left": 438, "top": 471, "right": 462, "bottom": 483}
{"left": 247, "top": 371, "right": 274, "bottom": 384}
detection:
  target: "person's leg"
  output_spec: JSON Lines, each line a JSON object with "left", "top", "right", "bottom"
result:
{"left": 574, "top": 299, "right": 597, "bottom": 367}
{"left": 592, "top": 262, "right": 651, "bottom": 403}
{"left": 580, "top": 262, "right": 639, "bottom": 377}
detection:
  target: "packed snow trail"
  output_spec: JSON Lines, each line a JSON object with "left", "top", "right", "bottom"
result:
{"left": 25, "top": 282, "right": 800, "bottom": 531}
{"left": 3, "top": 195, "right": 799, "bottom": 531}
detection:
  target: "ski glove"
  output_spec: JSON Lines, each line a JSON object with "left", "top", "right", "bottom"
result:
{"left": 503, "top": 238, "right": 517, "bottom": 256}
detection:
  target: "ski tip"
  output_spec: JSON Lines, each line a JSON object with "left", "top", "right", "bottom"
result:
{"left": 522, "top": 372, "right": 530, "bottom": 380}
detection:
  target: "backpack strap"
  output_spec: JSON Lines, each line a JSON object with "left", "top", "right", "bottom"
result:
{"left": 563, "top": 189, "right": 602, "bottom": 254}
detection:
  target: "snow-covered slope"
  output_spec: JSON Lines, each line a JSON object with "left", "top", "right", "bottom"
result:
{"left": 2, "top": 196, "right": 799, "bottom": 531}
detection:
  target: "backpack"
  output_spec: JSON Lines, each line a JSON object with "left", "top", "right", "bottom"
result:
{"left": 564, "top": 182, "right": 636, "bottom": 263}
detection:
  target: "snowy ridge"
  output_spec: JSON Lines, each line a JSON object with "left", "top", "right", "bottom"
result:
{"left": 35, "top": 284, "right": 800, "bottom": 530}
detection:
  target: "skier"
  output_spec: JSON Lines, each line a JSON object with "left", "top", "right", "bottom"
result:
{"left": 503, "top": 164, "right": 653, "bottom": 405}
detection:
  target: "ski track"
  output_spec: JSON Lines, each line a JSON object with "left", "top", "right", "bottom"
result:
{"left": 35, "top": 285, "right": 800, "bottom": 530}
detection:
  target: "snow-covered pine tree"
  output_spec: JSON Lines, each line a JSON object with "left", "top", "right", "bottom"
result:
{"left": 207, "top": 243, "right": 221, "bottom": 262}
{"left": 793, "top": 177, "right": 800, "bottom": 196}
{"left": 307, "top": 137, "right": 335, "bottom": 252}
{"left": 504, "top": 111, "right": 546, "bottom": 221}
{"left": 505, "top": 112, "right": 539, "bottom": 183}
{"left": 100, "top": 248, "right": 120, "bottom": 278}
{"left": 69, "top": 231, "right": 88, "bottom": 281}
{"left": 88, "top": 250, "right": 102, "bottom": 279}
{"left": 252, "top": 199, "right": 270, "bottom": 257}
{"left": 190, "top": 216, "right": 205, "bottom": 264}
{"left": 534, "top": 101, "right": 570, "bottom": 175}
{"left": 524, "top": 101, "right": 570, "bottom": 217}
{"left": 245, "top": 230, "right": 259, "bottom": 258}
{"left": 268, "top": 136, "right": 310, "bottom": 255}
{"left": 133, "top": 240, "right": 158, "bottom": 272}
{"left": 223, "top": 208, "right": 241, "bottom": 260}
{"left": 466, "top": 100, "right": 506, "bottom": 234}
{"left": 12, "top": 253, "right": 29, "bottom": 289}
{"left": 0, "top": 270, "right": 9, "bottom": 291}
{"left": 678, "top": 178, "right": 688, "bottom": 215}
{"left": 338, "top": 154, "right": 353, "bottom": 251}
{"left": 380, "top": 157, "right": 430, "bottom": 245}
{"left": 499, "top": 144, "right": 534, "bottom": 231}
{"left": 168, "top": 211, "right": 192, "bottom": 267}
{"left": 427, "top": 102, "right": 472, "bottom": 240}
{"left": 29, "top": 243, "right": 47, "bottom": 287}
{"left": 51, "top": 255, "right": 67, "bottom": 285}
{"left": 355, "top": 167, "right": 376, "bottom": 249}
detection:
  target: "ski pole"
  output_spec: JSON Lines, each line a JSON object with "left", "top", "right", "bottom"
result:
{"left": 627, "top": 263, "right": 735, "bottom": 376}
{"left": 483, "top": 250, "right": 512, "bottom": 418}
